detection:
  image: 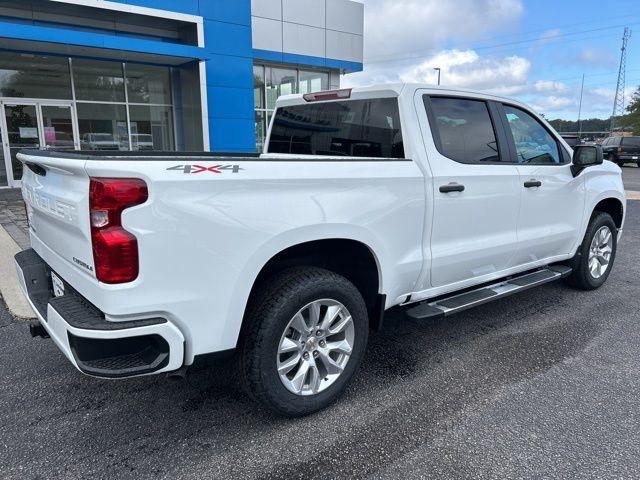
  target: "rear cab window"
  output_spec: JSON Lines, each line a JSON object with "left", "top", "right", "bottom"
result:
{"left": 267, "top": 98, "right": 404, "bottom": 158}
{"left": 424, "top": 96, "right": 500, "bottom": 163}
{"left": 622, "top": 137, "right": 640, "bottom": 147}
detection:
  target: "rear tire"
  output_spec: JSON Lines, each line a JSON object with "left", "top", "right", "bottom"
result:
{"left": 239, "top": 267, "right": 369, "bottom": 417}
{"left": 568, "top": 212, "right": 617, "bottom": 290}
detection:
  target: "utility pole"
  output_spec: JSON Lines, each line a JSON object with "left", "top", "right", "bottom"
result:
{"left": 577, "top": 73, "right": 585, "bottom": 141}
{"left": 434, "top": 67, "right": 441, "bottom": 86}
{"left": 610, "top": 27, "right": 631, "bottom": 133}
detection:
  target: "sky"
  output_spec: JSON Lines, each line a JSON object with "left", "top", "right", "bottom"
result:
{"left": 343, "top": 0, "right": 640, "bottom": 121}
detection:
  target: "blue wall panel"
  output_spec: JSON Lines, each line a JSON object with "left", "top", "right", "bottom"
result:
{"left": 0, "top": 20, "right": 208, "bottom": 60}
{"left": 199, "top": 1, "right": 255, "bottom": 152}
{"left": 203, "top": 20, "right": 252, "bottom": 58}
{"left": 205, "top": 55, "right": 253, "bottom": 89}
{"left": 208, "top": 117, "right": 256, "bottom": 152}
{"left": 207, "top": 86, "right": 254, "bottom": 119}
{"left": 198, "top": 0, "right": 251, "bottom": 26}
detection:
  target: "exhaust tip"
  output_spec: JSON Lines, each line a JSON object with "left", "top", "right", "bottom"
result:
{"left": 29, "top": 322, "right": 49, "bottom": 339}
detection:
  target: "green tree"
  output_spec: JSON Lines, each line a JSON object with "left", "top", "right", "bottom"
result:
{"left": 623, "top": 86, "right": 640, "bottom": 134}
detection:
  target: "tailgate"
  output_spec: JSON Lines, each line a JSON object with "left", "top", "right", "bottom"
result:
{"left": 18, "top": 150, "right": 95, "bottom": 279}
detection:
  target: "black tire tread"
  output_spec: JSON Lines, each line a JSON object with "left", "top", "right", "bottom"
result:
{"left": 238, "top": 266, "right": 367, "bottom": 417}
{"left": 568, "top": 211, "right": 617, "bottom": 290}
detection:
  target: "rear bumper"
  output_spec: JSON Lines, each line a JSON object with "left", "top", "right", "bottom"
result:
{"left": 14, "top": 249, "right": 185, "bottom": 378}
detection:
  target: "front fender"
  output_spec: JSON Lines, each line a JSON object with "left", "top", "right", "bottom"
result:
{"left": 573, "top": 164, "right": 626, "bottom": 253}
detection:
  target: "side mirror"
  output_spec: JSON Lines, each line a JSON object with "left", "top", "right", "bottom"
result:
{"left": 571, "top": 145, "right": 603, "bottom": 177}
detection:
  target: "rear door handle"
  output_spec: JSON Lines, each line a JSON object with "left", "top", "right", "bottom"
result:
{"left": 439, "top": 183, "right": 465, "bottom": 193}
{"left": 524, "top": 180, "right": 542, "bottom": 188}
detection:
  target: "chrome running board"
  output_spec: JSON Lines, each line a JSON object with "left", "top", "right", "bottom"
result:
{"left": 405, "top": 265, "right": 572, "bottom": 321}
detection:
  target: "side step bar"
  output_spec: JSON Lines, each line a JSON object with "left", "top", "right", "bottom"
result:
{"left": 406, "top": 265, "right": 572, "bottom": 321}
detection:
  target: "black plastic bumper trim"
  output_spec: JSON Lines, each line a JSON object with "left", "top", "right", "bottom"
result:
{"left": 68, "top": 333, "right": 169, "bottom": 378}
{"left": 15, "top": 248, "right": 166, "bottom": 331}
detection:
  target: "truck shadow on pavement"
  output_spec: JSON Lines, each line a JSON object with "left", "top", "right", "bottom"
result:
{"left": 39, "top": 279, "right": 610, "bottom": 478}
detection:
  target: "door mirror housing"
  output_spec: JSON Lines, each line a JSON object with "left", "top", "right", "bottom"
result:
{"left": 571, "top": 145, "right": 603, "bottom": 177}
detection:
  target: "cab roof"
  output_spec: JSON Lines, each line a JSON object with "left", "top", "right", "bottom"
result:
{"left": 275, "top": 82, "right": 533, "bottom": 111}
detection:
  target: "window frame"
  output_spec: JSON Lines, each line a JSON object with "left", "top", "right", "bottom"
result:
{"left": 497, "top": 102, "right": 571, "bottom": 166}
{"left": 423, "top": 94, "right": 511, "bottom": 165}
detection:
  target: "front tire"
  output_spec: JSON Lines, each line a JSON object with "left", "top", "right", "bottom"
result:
{"left": 568, "top": 212, "right": 618, "bottom": 290}
{"left": 239, "top": 267, "right": 369, "bottom": 417}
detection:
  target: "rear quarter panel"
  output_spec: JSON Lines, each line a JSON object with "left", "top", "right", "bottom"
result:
{"left": 84, "top": 158, "right": 425, "bottom": 361}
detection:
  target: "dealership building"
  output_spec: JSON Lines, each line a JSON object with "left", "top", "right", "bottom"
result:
{"left": 0, "top": 0, "right": 364, "bottom": 187}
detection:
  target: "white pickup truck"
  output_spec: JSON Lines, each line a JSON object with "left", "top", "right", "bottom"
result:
{"left": 15, "top": 84, "right": 625, "bottom": 416}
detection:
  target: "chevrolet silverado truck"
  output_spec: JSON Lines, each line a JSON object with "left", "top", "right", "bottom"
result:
{"left": 15, "top": 84, "right": 626, "bottom": 417}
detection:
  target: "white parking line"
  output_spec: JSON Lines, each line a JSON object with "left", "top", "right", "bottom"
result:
{"left": 0, "top": 225, "right": 35, "bottom": 319}
{"left": 627, "top": 191, "right": 640, "bottom": 200}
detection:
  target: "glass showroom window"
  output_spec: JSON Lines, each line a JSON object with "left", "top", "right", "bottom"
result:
{"left": 69, "top": 58, "right": 175, "bottom": 151}
{"left": 0, "top": 51, "right": 72, "bottom": 99}
{"left": 126, "top": 63, "right": 172, "bottom": 105}
{"left": 254, "top": 65, "right": 331, "bottom": 151}
{"left": 72, "top": 58, "right": 125, "bottom": 102}
{"left": 129, "top": 105, "right": 175, "bottom": 151}
{"left": 77, "top": 103, "right": 129, "bottom": 151}
{"left": 299, "top": 70, "right": 329, "bottom": 95}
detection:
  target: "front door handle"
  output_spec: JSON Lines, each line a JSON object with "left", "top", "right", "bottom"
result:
{"left": 439, "top": 183, "right": 465, "bottom": 193}
{"left": 524, "top": 180, "right": 542, "bottom": 188}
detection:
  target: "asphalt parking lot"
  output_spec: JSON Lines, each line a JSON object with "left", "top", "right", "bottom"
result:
{"left": 1, "top": 170, "right": 640, "bottom": 479}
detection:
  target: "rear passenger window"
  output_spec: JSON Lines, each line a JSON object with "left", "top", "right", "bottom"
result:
{"left": 503, "top": 105, "right": 561, "bottom": 164}
{"left": 425, "top": 96, "right": 500, "bottom": 163}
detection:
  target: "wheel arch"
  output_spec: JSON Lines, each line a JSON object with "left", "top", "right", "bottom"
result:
{"left": 244, "top": 238, "right": 384, "bottom": 331}
{"left": 592, "top": 197, "right": 624, "bottom": 230}
{"left": 222, "top": 226, "right": 389, "bottom": 348}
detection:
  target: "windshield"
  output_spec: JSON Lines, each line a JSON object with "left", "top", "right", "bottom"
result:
{"left": 267, "top": 98, "right": 404, "bottom": 158}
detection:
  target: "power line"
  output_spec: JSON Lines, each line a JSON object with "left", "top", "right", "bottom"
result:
{"left": 364, "top": 21, "right": 640, "bottom": 66}
{"left": 364, "top": 12, "right": 640, "bottom": 62}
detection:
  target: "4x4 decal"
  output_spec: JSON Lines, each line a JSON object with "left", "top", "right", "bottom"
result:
{"left": 166, "top": 164, "right": 244, "bottom": 174}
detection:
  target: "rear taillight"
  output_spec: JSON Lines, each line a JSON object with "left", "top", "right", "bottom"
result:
{"left": 89, "top": 178, "right": 148, "bottom": 284}
{"left": 617, "top": 146, "right": 622, "bottom": 156}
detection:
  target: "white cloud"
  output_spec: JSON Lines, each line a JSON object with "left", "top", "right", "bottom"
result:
{"left": 575, "top": 47, "right": 617, "bottom": 68}
{"left": 342, "top": 0, "right": 623, "bottom": 119}
{"left": 529, "top": 96, "right": 574, "bottom": 112}
{"left": 404, "top": 50, "right": 530, "bottom": 89}
{"left": 534, "top": 80, "right": 569, "bottom": 94}
{"left": 362, "top": 0, "right": 524, "bottom": 60}
{"left": 344, "top": 48, "right": 531, "bottom": 93}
